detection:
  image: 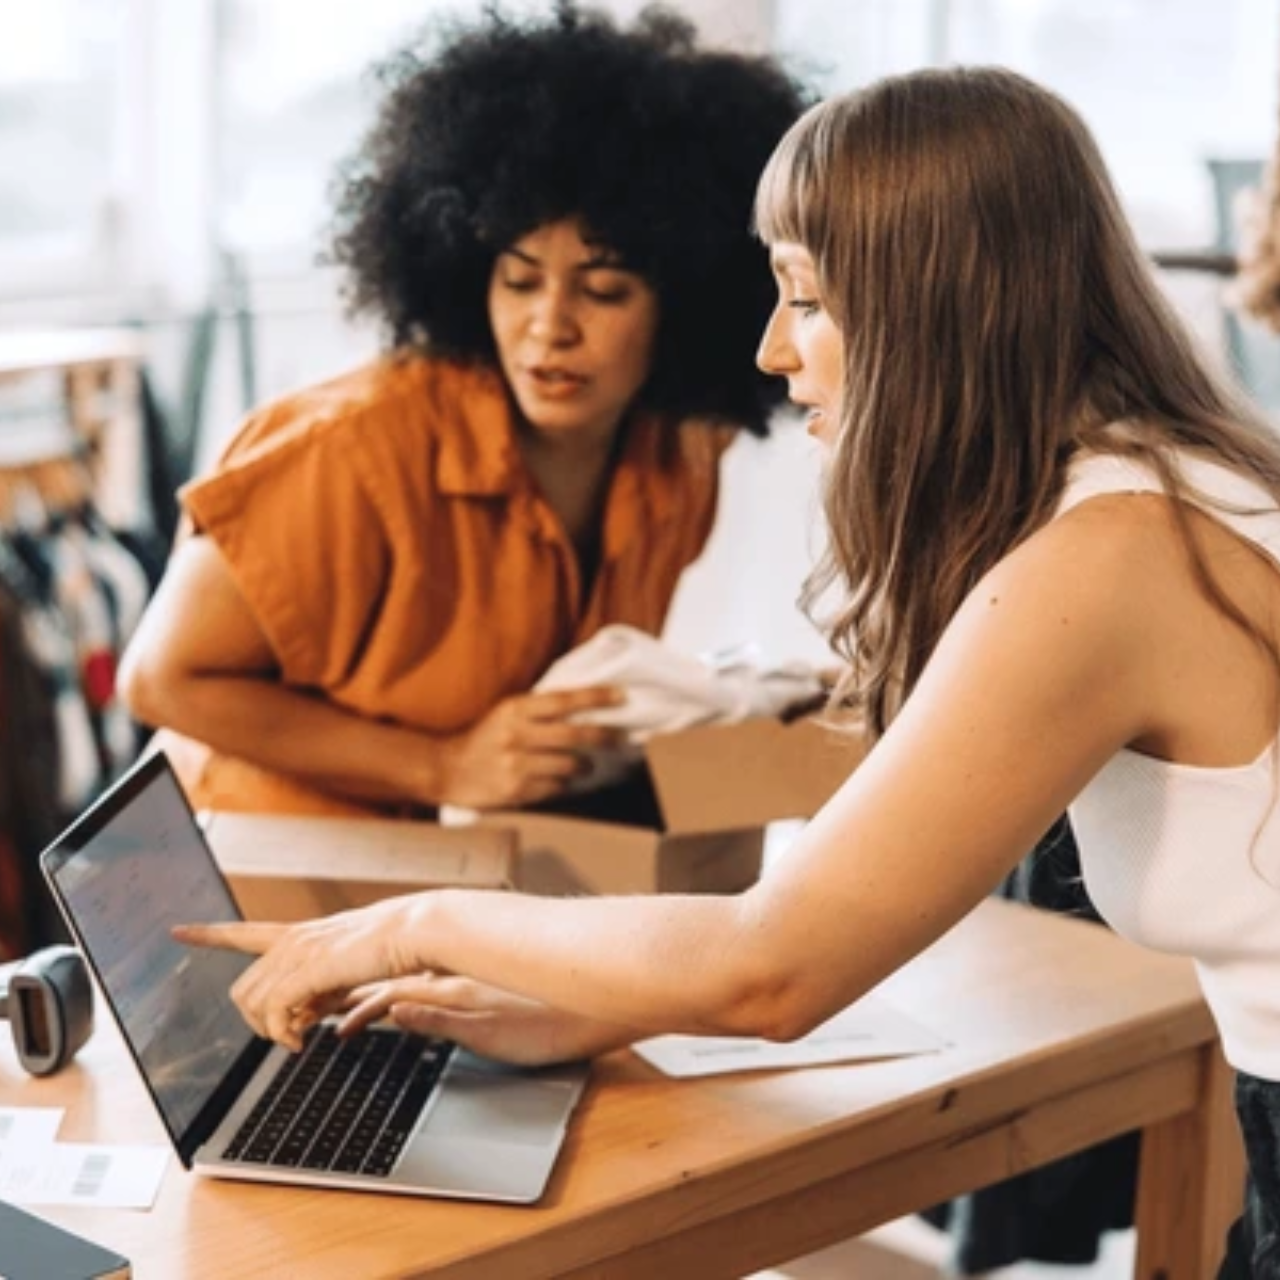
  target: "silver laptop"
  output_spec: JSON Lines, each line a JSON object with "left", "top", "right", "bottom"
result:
{"left": 40, "top": 751, "right": 589, "bottom": 1204}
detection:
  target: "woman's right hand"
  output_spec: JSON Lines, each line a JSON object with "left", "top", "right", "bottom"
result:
{"left": 336, "top": 973, "right": 640, "bottom": 1066}
{"left": 435, "top": 686, "right": 627, "bottom": 809}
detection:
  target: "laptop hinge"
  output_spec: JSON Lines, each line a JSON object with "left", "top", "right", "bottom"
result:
{"left": 177, "top": 1037, "right": 272, "bottom": 1167}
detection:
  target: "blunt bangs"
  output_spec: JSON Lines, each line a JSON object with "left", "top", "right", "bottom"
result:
{"left": 753, "top": 100, "right": 835, "bottom": 252}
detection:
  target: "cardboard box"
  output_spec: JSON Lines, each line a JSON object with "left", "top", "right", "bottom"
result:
{"left": 202, "top": 811, "right": 516, "bottom": 921}
{"left": 447, "top": 715, "right": 865, "bottom": 896}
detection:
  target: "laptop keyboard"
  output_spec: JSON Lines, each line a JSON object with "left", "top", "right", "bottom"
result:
{"left": 223, "top": 1024, "right": 453, "bottom": 1177}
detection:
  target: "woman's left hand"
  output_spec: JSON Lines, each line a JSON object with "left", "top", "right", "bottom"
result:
{"left": 337, "top": 974, "right": 640, "bottom": 1066}
{"left": 174, "top": 894, "right": 430, "bottom": 1050}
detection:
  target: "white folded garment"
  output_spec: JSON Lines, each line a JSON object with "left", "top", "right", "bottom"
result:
{"left": 534, "top": 625, "right": 824, "bottom": 790}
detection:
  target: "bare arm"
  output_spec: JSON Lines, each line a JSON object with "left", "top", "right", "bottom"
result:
{"left": 119, "top": 537, "right": 625, "bottom": 809}
{"left": 180, "top": 498, "right": 1222, "bottom": 1048}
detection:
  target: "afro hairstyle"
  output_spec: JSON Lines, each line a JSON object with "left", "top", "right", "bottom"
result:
{"left": 326, "top": 1, "right": 813, "bottom": 435}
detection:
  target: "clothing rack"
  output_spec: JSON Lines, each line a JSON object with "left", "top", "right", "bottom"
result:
{"left": 0, "top": 329, "right": 156, "bottom": 961}
{"left": 0, "top": 327, "right": 148, "bottom": 529}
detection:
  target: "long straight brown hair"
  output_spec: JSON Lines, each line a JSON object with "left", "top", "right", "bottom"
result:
{"left": 756, "top": 67, "right": 1280, "bottom": 737}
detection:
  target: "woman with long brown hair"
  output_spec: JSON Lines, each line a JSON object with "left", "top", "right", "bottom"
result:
{"left": 181, "top": 67, "right": 1280, "bottom": 1275}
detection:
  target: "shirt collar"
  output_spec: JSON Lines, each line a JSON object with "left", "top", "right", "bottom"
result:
{"left": 432, "top": 359, "right": 684, "bottom": 538}
{"left": 434, "top": 362, "right": 526, "bottom": 497}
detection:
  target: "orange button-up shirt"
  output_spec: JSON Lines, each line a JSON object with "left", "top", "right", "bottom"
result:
{"left": 162, "top": 354, "right": 733, "bottom": 815}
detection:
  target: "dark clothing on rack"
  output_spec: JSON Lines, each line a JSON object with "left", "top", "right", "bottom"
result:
{"left": 0, "top": 502, "right": 154, "bottom": 959}
{"left": 0, "top": 516, "right": 144, "bottom": 810}
{"left": 138, "top": 366, "right": 186, "bottom": 548}
{"left": 0, "top": 580, "right": 65, "bottom": 959}
{"left": 0, "top": 364, "right": 161, "bottom": 959}
{"left": 921, "top": 816, "right": 1141, "bottom": 1272}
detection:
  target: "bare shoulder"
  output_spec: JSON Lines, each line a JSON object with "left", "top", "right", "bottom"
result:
{"left": 1020, "top": 487, "right": 1190, "bottom": 566}
{"left": 931, "top": 488, "right": 1278, "bottom": 767}
{"left": 978, "top": 491, "right": 1203, "bottom": 633}
{"left": 909, "top": 492, "right": 1202, "bottom": 761}
{"left": 998, "top": 485, "right": 1280, "bottom": 617}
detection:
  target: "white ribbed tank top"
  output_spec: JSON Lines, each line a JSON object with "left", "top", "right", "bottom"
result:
{"left": 1061, "top": 450, "right": 1280, "bottom": 1078}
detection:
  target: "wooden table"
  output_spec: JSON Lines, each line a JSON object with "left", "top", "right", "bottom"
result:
{"left": 0, "top": 898, "right": 1242, "bottom": 1279}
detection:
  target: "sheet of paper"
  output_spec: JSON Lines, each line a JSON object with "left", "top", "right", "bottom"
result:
{"left": 631, "top": 994, "right": 949, "bottom": 1078}
{"left": 0, "top": 1106, "right": 64, "bottom": 1148}
{"left": 0, "top": 1138, "right": 169, "bottom": 1209}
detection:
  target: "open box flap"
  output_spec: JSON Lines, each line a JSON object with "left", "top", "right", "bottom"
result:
{"left": 643, "top": 716, "right": 866, "bottom": 835}
{"left": 204, "top": 812, "right": 515, "bottom": 887}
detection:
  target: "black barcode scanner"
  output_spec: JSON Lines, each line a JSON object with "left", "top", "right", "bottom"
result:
{"left": 0, "top": 945, "right": 94, "bottom": 1076}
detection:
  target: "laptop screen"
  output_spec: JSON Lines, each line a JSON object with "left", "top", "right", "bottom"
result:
{"left": 42, "top": 755, "right": 258, "bottom": 1144}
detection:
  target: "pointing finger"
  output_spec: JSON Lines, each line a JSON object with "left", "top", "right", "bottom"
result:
{"left": 171, "top": 922, "right": 288, "bottom": 955}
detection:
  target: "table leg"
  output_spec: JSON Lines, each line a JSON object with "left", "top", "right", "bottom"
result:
{"left": 1133, "top": 1043, "right": 1244, "bottom": 1279}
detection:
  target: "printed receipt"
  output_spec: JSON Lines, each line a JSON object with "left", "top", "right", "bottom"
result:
{"left": 631, "top": 995, "right": 949, "bottom": 1078}
{"left": 0, "top": 1107, "right": 168, "bottom": 1209}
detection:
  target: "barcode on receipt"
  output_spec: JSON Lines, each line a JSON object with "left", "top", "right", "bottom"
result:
{"left": 71, "top": 1152, "right": 111, "bottom": 1197}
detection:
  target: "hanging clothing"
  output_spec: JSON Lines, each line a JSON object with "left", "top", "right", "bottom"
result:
{"left": 0, "top": 502, "right": 152, "bottom": 812}
{"left": 0, "top": 578, "right": 63, "bottom": 960}
{"left": 0, "top": 376, "right": 160, "bottom": 958}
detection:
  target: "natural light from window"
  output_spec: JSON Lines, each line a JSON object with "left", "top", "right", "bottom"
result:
{"left": 0, "top": 0, "right": 1276, "bottom": 305}
{"left": 0, "top": 2, "right": 121, "bottom": 262}
{"left": 774, "top": 0, "right": 1280, "bottom": 247}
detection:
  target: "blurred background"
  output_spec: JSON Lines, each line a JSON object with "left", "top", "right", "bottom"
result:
{"left": 1, "top": 0, "right": 1278, "bottom": 664}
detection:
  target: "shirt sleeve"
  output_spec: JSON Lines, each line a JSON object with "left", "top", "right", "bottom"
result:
{"left": 180, "top": 413, "right": 392, "bottom": 690}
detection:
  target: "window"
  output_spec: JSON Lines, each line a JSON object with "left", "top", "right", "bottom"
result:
{"left": 0, "top": 2, "right": 125, "bottom": 294}
{"left": 5, "top": 2, "right": 1274, "bottom": 305}
{"left": 215, "top": 0, "right": 549, "bottom": 268}
{"left": 774, "top": 0, "right": 1280, "bottom": 247}
{"left": 0, "top": 0, "right": 528, "bottom": 307}
{"left": 215, "top": 0, "right": 440, "bottom": 267}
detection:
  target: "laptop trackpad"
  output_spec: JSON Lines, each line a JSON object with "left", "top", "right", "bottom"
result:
{"left": 425, "top": 1067, "right": 577, "bottom": 1144}
{"left": 395, "top": 1061, "right": 582, "bottom": 1202}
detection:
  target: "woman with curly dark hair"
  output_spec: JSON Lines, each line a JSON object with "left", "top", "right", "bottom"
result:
{"left": 118, "top": 2, "right": 811, "bottom": 818}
